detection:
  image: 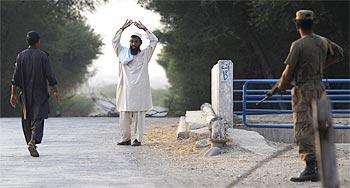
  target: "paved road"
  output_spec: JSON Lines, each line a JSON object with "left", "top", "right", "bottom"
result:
{"left": 0, "top": 117, "right": 188, "bottom": 188}
{"left": 1, "top": 117, "right": 349, "bottom": 188}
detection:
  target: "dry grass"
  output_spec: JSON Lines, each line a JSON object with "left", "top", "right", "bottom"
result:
{"left": 144, "top": 123, "right": 203, "bottom": 157}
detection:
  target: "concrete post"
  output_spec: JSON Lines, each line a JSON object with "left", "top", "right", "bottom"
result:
{"left": 201, "top": 103, "right": 216, "bottom": 124}
{"left": 211, "top": 60, "right": 233, "bottom": 126}
{"left": 201, "top": 103, "right": 227, "bottom": 147}
{"left": 176, "top": 116, "right": 189, "bottom": 139}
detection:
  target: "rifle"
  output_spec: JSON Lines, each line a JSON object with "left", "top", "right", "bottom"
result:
{"left": 256, "top": 82, "right": 283, "bottom": 105}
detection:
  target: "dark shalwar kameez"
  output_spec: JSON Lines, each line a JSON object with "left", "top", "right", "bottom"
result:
{"left": 11, "top": 46, "right": 57, "bottom": 144}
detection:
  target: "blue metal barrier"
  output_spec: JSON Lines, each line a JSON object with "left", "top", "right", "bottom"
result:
{"left": 233, "top": 79, "right": 350, "bottom": 129}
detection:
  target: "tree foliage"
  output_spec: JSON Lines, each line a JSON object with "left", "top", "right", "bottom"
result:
{"left": 1, "top": 0, "right": 106, "bottom": 116}
{"left": 139, "top": 0, "right": 349, "bottom": 115}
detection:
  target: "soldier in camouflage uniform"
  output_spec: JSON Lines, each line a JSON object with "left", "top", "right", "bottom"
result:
{"left": 276, "top": 10, "right": 344, "bottom": 182}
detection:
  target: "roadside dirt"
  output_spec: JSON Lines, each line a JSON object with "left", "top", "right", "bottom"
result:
{"left": 144, "top": 123, "right": 201, "bottom": 157}
{"left": 142, "top": 118, "right": 350, "bottom": 188}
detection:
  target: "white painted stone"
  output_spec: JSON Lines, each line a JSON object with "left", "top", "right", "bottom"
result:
{"left": 211, "top": 60, "right": 233, "bottom": 126}
{"left": 211, "top": 119, "right": 226, "bottom": 143}
{"left": 190, "top": 127, "right": 210, "bottom": 141}
{"left": 177, "top": 116, "right": 189, "bottom": 139}
{"left": 200, "top": 103, "right": 216, "bottom": 124}
{"left": 227, "top": 128, "right": 277, "bottom": 156}
{"left": 185, "top": 111, "right": 207, "bottom": 130}
{"left": 195, "top": 139, "right": 210, "bottom": 148}
{"left": 203, "top": 146, "right": 222, "bottom": 157}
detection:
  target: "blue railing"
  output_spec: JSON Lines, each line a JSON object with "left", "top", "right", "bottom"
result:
{"left": 233, "top": 79, "right": 350, "bottom": 129}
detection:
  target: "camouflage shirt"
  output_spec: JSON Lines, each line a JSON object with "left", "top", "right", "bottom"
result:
{"left": 284, "top": 33, "right": 337, "bottom": 85}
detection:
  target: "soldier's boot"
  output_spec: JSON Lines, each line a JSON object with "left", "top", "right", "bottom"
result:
{"left": 290, "top": 159, "right": 320, "bottom": 182}
{"left": 27, "top": 140, "right": 39, "bottom": 157}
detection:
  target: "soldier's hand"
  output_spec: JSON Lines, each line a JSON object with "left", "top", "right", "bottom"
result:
{"left": 276, "top": 86, "right": 287, "bottom": 94}
{"left": 10, "top": 94, "right": 17, "bottom": 108}
{"left": 121, "top": 19, "right": 133, "bottom": 30}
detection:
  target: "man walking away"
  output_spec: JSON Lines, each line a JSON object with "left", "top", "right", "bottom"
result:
{"left": 10, "top": 31, "right": 61, "bottom": 157}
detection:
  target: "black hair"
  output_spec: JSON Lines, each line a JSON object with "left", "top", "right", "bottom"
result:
{"left": 27, "top": 38, "right": 39, "bottom": 45}
{"left": 295, "top": 19, "right": 313, "bottom": 30}
{"left": 26, "top": 31, "right": 41, "bottom": 46}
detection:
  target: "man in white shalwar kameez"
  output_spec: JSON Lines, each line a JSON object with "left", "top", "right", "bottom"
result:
{"left": 112, "top": 20, "right": 158, "bottom": 146}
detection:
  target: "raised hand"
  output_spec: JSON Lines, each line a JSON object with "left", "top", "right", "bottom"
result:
{"left": 121, "top": 19, "right": 133, "bottom": 30}
{"left": 133, "top": 21, "right": 148, "bottom": 31}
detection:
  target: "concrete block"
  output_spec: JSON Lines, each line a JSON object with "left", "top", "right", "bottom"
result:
{"left": 185, "top": 111, "right": 207, "bottom": 130}
{"left": 227, "top": 128, "right": 276, "bottom": 156}
{"left": 176, "top": 116, "right": 189, "bottom": 139}
{"left": 248, "top": 127, "right": 350, "bottom": 143}
{"left": 190, "top": 127, "right": 210, "bottom": 141}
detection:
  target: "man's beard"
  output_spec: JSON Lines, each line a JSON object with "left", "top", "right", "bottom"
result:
{"left": 130, "top": 47, "right": 140, "bottom": 55}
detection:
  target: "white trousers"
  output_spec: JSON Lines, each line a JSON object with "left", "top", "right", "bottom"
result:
{"left": 119, "top": 111, "right": 146, "bottom": 142}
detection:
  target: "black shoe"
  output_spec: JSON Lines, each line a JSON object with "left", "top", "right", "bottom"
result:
{"left": 131, "top": 139, "right": 141, "bottom": 147}
{"left": 117, "top": 140, "right": 131, "bottom": 145}
{"left": 290, "top": 159, "right": 320, "bottom": 182}
{"left": 28, "top": 143, "right": 39, "bottom": 157}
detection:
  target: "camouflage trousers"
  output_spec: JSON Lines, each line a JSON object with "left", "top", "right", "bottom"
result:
{"left": 291, "top": 81, "right": 326, "bottom": 161}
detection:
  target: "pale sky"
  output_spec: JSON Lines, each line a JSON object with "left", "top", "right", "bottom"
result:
{"left": 82, "top": 0, "right": 169, "bottom": 89}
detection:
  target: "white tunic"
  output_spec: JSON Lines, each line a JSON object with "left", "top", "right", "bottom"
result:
{"left": 112, "top": 29, "right": 158, "bottom": 112}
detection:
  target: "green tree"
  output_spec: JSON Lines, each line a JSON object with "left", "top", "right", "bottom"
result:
{"left": 139, "top": 0, "right": 349, "bottom": 115}
{"left": 249, "top": 0, "right": 349, "bottom": 78}
{"left": 1, "top": 0, "right": 106, "bottom": 116}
